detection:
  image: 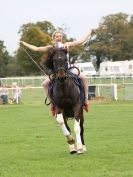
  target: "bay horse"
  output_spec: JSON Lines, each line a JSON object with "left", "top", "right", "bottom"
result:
{"left": 45, "top": 47, "right": 86, "bottom": 154}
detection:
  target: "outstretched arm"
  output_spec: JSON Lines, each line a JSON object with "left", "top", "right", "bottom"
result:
{"left": 64, "top": 30, "right": 92, "bottom": 48}
{"left": 20, "top": 41, "right": 52, "bottom": 52}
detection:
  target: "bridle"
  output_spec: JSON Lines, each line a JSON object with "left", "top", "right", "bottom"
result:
{"left": 48, "top": 48, "right": 80, "bottom": 82}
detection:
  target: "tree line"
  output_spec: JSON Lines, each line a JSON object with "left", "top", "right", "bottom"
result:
{"left": 0, "top": 12, "right": 133, "bottom": 77}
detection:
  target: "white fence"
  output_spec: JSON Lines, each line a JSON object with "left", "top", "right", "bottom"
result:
{"left": 123, "top": 83, "right": 133, "bottom": 100}
{"left": 0, "top": 75, "right": 133, "bottom": 100}
{"left": 1, "top": 75, "right": 133, "bottom": 87}
{"left": 0, "top": 76, "right": 46, "bottom": 87}
{"left": 88, "top": 84, "right": 117, "bottom": 100}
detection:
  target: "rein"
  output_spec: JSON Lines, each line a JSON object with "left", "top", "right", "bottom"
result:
{"left": 21, "top": 45, "right": 47, "bottom": 75}
{"left": 48, "top": 66, "right": 80, "bottom": 83}
{"left": 78, "top": 35, "right": 92, "bottom": 60}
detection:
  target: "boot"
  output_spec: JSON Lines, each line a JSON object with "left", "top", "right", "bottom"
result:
{"left": 84, "top": 100, "right": 89, "bottom": 112}
{"left": 51, "top": 105, "right": 55, "bottom": 116}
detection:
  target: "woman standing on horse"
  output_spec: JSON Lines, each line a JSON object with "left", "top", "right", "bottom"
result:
{"left": 20, "top": 30, "right": 92, "bottom": 115}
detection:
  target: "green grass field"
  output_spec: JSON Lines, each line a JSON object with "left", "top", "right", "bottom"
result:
{"left": 0, "top": 88, "right": 133, "bottom": 177}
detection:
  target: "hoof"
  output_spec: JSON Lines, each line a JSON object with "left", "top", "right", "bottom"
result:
{"left": 69, "top": 144, "right": 77, "bottom": 154}
{"left": 76, "top": 143, "right": 83, "bottom": 150}
{"left": 70, "top": 150, "right": 77, "bottom": 154}
{"left": 83, "top": 145, "right": 87, "bottom": 152}
{"left": 76, "top": 143, "right": 84, "bottom": 154}
{"left": 77, "top": 149, "right": 84, "bottom": 154}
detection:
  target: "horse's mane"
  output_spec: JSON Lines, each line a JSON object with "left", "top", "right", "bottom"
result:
{"left": 42, "top": 48, "right": 54, "bottom": 75}
{"left": 43, "top": 47, "right": 68, "bottom": 75}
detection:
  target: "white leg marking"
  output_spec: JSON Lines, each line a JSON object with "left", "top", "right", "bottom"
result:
{"left": 68, "top": 144, "right": 77, "bottom": 153}
{"left": 56, "top": 113, "right": 70, "bottom": 136}
{"left": 74, "top": 120, "right": 83, "bottom": 152}
{"left": 83, "top": 145, "right": 87, "bottom": 152}
{"left": 56, "top": 113, "right": 64, "bottom": 125}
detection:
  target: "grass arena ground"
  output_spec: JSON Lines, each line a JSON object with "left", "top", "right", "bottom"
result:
{"left": 0, "top": 88, "right": 133, "bottom": 177}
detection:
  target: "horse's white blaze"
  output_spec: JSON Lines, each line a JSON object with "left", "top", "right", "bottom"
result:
{"left": 74, "top": 120, "right": 82, "bottom": 145}
{"left": 56, "top": 113, "right": 70, "bottom": 136}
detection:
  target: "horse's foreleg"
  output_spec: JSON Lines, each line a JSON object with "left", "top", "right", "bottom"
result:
{"left": 56, "top": 113, "right": 74, "bottom": 143}
{"left": 56, "top": 113, "right": 76, "bottom": 153}
{"left": 56, "top": 113, "right": 70, "bottom": 136}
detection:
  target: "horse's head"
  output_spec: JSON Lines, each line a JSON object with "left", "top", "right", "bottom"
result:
{"left": 50, "top": 47, "right": 68, "bottom": 80}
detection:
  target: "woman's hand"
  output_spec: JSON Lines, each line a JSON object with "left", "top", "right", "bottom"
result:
{"left": 20, "top": 41, "right": 25, "bottom": 46}
{"left": 63, "top": 42, "right": 70, "bottom": 49}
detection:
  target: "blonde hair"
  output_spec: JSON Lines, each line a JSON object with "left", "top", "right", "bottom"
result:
{"left": 52, "top": 31, "right": 63, "bottom": 39}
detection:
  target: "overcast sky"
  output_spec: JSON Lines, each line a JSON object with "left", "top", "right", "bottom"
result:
{"left": 0, "top": 0, "right": 133, "bottom": 55}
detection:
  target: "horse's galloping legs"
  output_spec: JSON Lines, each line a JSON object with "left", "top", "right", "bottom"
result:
{"left": 56, "top": 113, "right": 76, "bottom": 153}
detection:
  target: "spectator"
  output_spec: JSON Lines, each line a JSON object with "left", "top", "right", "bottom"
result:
{"left": 12, "top": 82, "right": 21, "bottom": 104}
{"left": 0, "top": 84, "right": 9, "bottom": 104}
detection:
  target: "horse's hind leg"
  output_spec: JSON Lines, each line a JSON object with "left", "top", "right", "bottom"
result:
{"left": 74, "top": 119, "right": 84, "bottom": 153}
{"left": 80, "top": 113, "right": 87, "bottom": 152}
{"left": 73, "top": 107, "right": 84, "bottom": 154}
{"left": 56, "top": 113, "right": 76, "bottom": 154}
